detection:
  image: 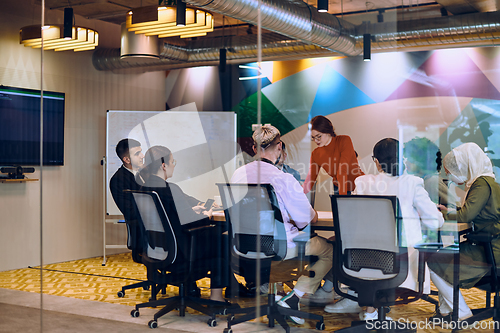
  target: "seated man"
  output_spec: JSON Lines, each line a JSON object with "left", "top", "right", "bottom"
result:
{"left": 110, "top": 138, "right": 145, "bottom": 222}
{"left": 231, "top": 124, "right": 333, "bottom": 325}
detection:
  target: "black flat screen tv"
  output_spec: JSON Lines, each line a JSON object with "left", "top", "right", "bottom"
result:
{"left": 0, "top": 85, "right": 65, "bottom": 166}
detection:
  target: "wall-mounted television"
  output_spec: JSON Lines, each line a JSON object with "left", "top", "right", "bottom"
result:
{"left": 0, "top": 86, "right": 65, "bottom": 166}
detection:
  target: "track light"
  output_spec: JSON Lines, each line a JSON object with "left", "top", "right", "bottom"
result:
{"left": 377, "top": 10, "right": 384, "bottom": 23}
{"left": 63, "top": 8, "right": 73, "bottom": 39}
{"left": 363, "top": 34, "right": 371, "bottom": 61}
{"left": 219, "top": 48, "right": 226, "bottom": 73}
{"left": 176, "top": 0, "right": 186, "bottom": 26}
{"left": 318, "top": 0, "right": 328, "bottom": 13}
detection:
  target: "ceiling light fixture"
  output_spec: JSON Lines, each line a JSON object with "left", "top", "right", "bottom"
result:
{"left": 363, "top": 33, "right": 371, "bottom": 61}
{"left": 20, "top": 24, "right": 99, "bottom": 52}
{"left": 176, "top": 0, "right": 186, "bottom": 27}
{"left": 219, "top": 48, "right": 226, "bottom": 73}
{"left": 63, "top": 8, "right": 73, "bottom": 39}
{"left": 318, "top": 0, "right": 328, "bottom": 13}
{"left": 126, "top": 1, "right": 214, "bottom": 39}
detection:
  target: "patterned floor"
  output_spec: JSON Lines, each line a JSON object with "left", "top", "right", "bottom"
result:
{"left": 0, "top": 253, "right": 497, "bottom": 332}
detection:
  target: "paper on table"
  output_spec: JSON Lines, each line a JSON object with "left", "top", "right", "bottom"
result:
{"left": 441, "top": 235, "right": 456, "bottom": 248}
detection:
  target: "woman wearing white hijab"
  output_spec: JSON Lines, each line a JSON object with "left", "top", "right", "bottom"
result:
{"left": 428, "top": 142, "right": 500, "bottom": 324}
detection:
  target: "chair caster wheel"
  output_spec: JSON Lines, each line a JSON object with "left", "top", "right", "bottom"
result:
{"left": 223, "top": 329, "right": 232, "bottom": 333}
{"left": 143, "top": 285, "right": 150, "bottom": 291}
{"left": 316, "top": 322, "right": 325, "bottom": 330}
{"left": 117, "top": 291, "right": 125, "bottom": 298}
{"left": 221, "top": 308, "right": 228, "bottom": 315}
{"left": 227, "top": 315, "right": 235, "bottom": 322}
{"left": 207, "top": 318, "right": 217, "bottom": 327}
{"left": 148, "top": 320, "right": 158, "bottom": 328}
{"left": 130, "top": 309, "right": 139, "bottom": 318}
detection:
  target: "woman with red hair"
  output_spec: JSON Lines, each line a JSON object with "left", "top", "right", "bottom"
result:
{"left": 303, "top": 115, "right": 363, "bottom": 195}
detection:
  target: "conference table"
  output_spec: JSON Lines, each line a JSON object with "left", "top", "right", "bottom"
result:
{"left": 210, "top": 210, "right": 334, "bottom": 224}
{"left": 212, "top": 209, "right": 471, "bottom": 330}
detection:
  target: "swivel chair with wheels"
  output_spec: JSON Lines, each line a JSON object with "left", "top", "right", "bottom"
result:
{"left": 217, "top": 183, "right": 325, "bottom": 333}
{"left": 330, "top": 194, "right": 425, "bottom": 333}
{"left": 454, "top": 231, "right": 500, "bottom": 332}
{"left": 116, "top": 219, "right": 152, "bottom": 298}
{"left": 127, "top": 190, "right": 229, "bottom": 329}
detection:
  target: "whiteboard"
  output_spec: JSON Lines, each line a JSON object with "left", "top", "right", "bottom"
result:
{"left": 106, "top": 110, "right": 239, "bottom": 216}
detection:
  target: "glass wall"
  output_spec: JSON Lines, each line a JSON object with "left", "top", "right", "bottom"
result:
{"left": 2, "top": 0, "right": 500, "bottom": 331}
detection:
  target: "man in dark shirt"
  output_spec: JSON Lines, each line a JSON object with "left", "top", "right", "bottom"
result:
{"left": 110, "top": 138, "right": 145, "bottom": 221}
{"left": 110, "top": 138, "right": 205, "bottom": 296}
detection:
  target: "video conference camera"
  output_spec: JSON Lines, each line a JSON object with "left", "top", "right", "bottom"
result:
{"left": 0, "top": 166, "right": 35, "bottom": 179}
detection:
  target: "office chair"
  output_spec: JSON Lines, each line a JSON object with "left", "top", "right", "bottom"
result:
{"left": 127, "top": 190, "right": 229, "bottom": 329}
{"left": 116, "top": 219, "right": 153, "bottom": 298}
{"left": 330, "top": 194, "right": 425, "bottom": 333}
{"left": 456, "top": 231, "right": 500, "bottom": 332}
{"left": 217, "top": 183, "right": 325, "bottom": 333}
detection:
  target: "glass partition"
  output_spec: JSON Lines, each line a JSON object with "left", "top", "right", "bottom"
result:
{"left": 3, "top": 0, "right": 500, "bottom": 331}
{"left": 0, "top": 1, "right": 44, "bottom": 331}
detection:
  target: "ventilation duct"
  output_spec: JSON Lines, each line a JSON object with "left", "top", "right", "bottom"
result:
{"left": 93, "top": 5, "right": 500, "bottom": 72}
{"left": 370, "top": 11, "right": 500, "bottom": 51}
{"left": 93, "top": 32, "right": 331, "bottom": 72}
{"left": 185, "top": 0, "right": 358, "bottom": 56}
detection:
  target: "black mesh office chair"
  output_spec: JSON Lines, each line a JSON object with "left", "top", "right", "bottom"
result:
{"left": 457, "top": 231, "right": 500, "bottom": 332}
{"left": 330, "top": 194, "right": 425, "bottom": 333}
{"left": 217, "top": 183, "right": 325, "bottom": 333}
{"left": 116, "top": 219, "right": 153, "bottom": 298}
{"left": 127, "top": 190, "right": 229, "bottom": 329}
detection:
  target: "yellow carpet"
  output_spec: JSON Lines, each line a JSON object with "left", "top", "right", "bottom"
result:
{"left": 0, "top": 253, "right": 497, "bottom": 332}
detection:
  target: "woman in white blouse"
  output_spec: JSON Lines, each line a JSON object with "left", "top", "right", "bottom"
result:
{"left": 350, "top": 138, "right": 444, "bottom": 320}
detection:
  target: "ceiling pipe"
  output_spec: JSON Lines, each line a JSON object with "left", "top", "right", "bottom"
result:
{"left": 185, "top": 0, "right": 359, "bottom": 55}
{"left": 93, "top": 10, "right": 500, "bottom": 72}
{"left": 369, "top": 11, "right": 500, "bottom": 50}
{"left": 93, "top": 32, "right": 333, "bottom": 73}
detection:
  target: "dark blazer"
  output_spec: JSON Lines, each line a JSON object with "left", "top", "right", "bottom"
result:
{"left": 140, "top": 174, "right": 209, "bottom": 260}
{"left": 110, "top": 165, "right": 143, "bottom": 221}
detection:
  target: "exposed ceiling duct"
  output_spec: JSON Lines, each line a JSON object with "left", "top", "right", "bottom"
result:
{"left": 93, "top": 32, "right": 331, "bottom": 72}
{"left": 93, "top": 0, "right": 500, "bottom": 73}
{"left": 185, "top": 0, "right": 359, "bottom": 56}
{"left": 369, "top": 11, "right": 500, "bottom": 51}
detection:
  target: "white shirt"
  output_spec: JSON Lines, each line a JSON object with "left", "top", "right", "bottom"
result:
{"left": 124, "top": 165, "right": 135, "bottom": 175}
{"left": 231, "top": 160, "right": 316, "bottom": 248}
{"left": 355, "top": 172, "right": 444, "bottom": 292}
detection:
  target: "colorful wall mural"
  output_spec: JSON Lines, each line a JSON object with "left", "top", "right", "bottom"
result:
{"left": 166, "top": 46, "right": 500, "bottom": 209}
